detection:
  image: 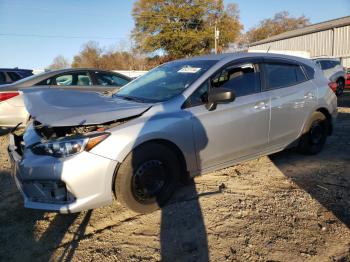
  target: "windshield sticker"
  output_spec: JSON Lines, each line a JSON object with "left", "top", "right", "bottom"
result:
{"left": 178, "top": 67, "right": 201, "bottom": 73}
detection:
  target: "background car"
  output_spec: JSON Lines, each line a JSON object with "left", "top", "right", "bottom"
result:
{"left": 346, "top": 68, "right": 350, "bottom": 88}
{"left": 0, "top": 68, "right": 33, "bottom": 85}
{"left": 0, "top": 68, "right": 131, "bottom": 129}
{"left": 313, "top": 57, "right": 346, "bottom": 95}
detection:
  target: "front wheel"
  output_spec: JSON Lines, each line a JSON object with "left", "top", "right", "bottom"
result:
{"left": 115, "top": 143, "right": 180, "bottom": 213}
{"left": 297, "top": 112, "right": 328, "bottom": 155}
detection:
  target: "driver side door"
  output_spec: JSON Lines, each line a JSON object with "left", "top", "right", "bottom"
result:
{"left": 184, "top": 60, "right": 270, "bottom": 172}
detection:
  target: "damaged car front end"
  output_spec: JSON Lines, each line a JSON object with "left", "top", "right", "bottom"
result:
{"left": 8, "top": 121, "right": 123, "bottom": 213}
{"left": 7, "top": 89, "right": 154, "bottom": 213}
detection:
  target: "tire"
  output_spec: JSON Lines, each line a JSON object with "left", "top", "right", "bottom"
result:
{"left": 297, "top": 112, "right": 328, "bottom": 155}
{"left": 336, "top": 78, "right": 345, "bottom": 96}
{"left": 115, "top": 142, "right": 180, "bottom": 213}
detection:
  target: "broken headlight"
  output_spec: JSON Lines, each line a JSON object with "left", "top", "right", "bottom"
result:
{"left": 31, "top": 132, "right": 110, "bottom": 158}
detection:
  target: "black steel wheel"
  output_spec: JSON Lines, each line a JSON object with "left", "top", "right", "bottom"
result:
{"left": 298, "top": 111, "right": 328, "bottom": 155}
{"left": 115, "top": 142, "right": 180, "bottom": 213}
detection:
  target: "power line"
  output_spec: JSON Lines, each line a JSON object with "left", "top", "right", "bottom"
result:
{"left": 0, "top": 33, "right": 128, "bottom": 40}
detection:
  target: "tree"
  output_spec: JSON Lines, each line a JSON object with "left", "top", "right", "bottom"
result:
{"left": 243, "top": 11, "right": 310, "bottom": 44}
{"left": 72, "top": 41, "right": 102, "bottom": 68}
{"left": 71, "top": 41, "right": 154, "bottom": 70}
{"left": 132, "top": 0, "right": 242, "bottom": 58}
{"left": 48, "top": 55, "right": 70, "bottom": 69}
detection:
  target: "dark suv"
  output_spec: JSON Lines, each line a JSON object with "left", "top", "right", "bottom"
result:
{"left": 0, "top": 68, "right": 33, "bottom": 85}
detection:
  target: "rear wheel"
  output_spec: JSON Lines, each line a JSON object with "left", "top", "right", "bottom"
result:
{"left": 336, "top": 78, "right": 345, "bottom": 96}
{"left": 115, "top": 143, "right": 180, "bottom": 213}
{"left": 297, "top": 112, "right": 328, "bottom": 155}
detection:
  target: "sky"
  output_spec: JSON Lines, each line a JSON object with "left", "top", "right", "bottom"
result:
{"left": 0, "top": 0, "right": 349, "bottom": 69}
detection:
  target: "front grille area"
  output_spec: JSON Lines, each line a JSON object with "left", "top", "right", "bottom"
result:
{"left": 22, "top": 180, "right": 75, "bottom": 204}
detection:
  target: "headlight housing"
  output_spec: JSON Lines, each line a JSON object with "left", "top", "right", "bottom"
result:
{"left": 31, "top": 132, "right": 110, "bottom": 158}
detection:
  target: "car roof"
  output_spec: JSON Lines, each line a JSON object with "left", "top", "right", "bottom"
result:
{"left": 178, "top": 52, "right": 315, "bottom": 67}
{"left": 41, "top": 68, "right": 127, "bottom": 75}
{"left": 0, "top": 68, "right": 32, "bottom": 72}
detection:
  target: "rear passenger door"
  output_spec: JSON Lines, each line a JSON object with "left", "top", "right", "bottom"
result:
{"left": 185, "top": 60, "right": 270, "bottom": 171}
{"left": 262, "top": 59, "right": 317, "bottom": 148}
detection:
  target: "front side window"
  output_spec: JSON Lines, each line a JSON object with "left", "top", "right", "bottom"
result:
{"left": 54, "top": 73, "right": 92, "bottom": 86}
{"left": 114, "top": 60, "right": 217, "bottom": 102}
{"left": 264, "top": 63, "right": 307, "bottom": 90}
{"left": 185, "top": 63, "right": 261, "bottom": 108}
{"left": 95, "top": 72, "right": 129, "bottom": 86}
{"left": 211, "top": 63, "right": 261, "bottom": 97}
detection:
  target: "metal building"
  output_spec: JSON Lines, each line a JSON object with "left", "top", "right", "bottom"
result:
{"left": 248, "top": 16, "right": 350, "bottom": 67}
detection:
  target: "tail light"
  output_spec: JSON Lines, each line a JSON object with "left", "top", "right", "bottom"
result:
{"left": 328, "top": 82, "right": 337, "bottom": 92}
{"left": 0, "top": 92, "right": 20, "bottom": 102}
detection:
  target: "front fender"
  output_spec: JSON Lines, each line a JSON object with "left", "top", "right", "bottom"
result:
{"left": 90, "top": 111, "right": 198, "bottom": 173}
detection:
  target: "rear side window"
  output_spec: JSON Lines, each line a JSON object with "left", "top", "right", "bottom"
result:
{"left": 264, "top": 63, "right": 307, "bottom": 90}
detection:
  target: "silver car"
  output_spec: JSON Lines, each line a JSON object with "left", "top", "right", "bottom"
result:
{"left": 0, "top": 68, "right": 131, "bottom": 129}
{"left": 8, "top": 53, "right": 337, "bottom": 214}
{"left": 313, "top": 57, "right": 346, "bottom": 96}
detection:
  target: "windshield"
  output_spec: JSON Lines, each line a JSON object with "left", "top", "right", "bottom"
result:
{"left": 114, "top": 59, "right": 217, "bottom": 102}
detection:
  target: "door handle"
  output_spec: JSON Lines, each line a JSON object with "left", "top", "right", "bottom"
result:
{"left": 304, "top": 92, "right": 314, "bottom": 99}
{"left": 254, "top": 101, "right": 268, "bottom": 110}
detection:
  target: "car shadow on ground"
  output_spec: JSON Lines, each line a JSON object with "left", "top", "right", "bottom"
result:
{"left": 159, "top": 179, "right": 224, "bottom": 261}
{"left": 270, "top": 108, "right": 350, "bottom": 228}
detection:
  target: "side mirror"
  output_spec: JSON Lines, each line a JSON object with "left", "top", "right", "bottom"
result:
{"left": 206, "top": 88, "right": 235, "bottom": 111}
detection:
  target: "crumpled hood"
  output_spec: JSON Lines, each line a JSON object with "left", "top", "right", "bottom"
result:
{"left": 23, "top": 89, "right": 152, "bottom": 127}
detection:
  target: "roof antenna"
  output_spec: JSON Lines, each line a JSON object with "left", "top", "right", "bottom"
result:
{"left": 266, "top": 46, "right": 271, "bottom": 53}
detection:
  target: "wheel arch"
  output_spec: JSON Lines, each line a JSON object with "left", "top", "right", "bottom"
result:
{"left": 316, "top": 107, "right": 332, "bottom": 135}
{"left": 112, "top": 138, "right": 189, "bottom": 195}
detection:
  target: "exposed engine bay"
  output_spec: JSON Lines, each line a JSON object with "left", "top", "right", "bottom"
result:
{"left": 32, "top": 118, "right": 132, "bottom": 140}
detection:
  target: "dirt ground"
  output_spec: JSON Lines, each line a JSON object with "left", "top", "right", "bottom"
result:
{"left": 0, "top": 92, "right": 350, "bottom": 262}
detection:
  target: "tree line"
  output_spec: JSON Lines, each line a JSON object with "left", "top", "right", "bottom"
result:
{"left": 49, "top": 0, "right": 309, "bottom": 70}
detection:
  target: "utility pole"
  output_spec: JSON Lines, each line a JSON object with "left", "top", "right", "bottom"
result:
{"left": 214, "top": 15, "right": 219, "bottom": 54}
